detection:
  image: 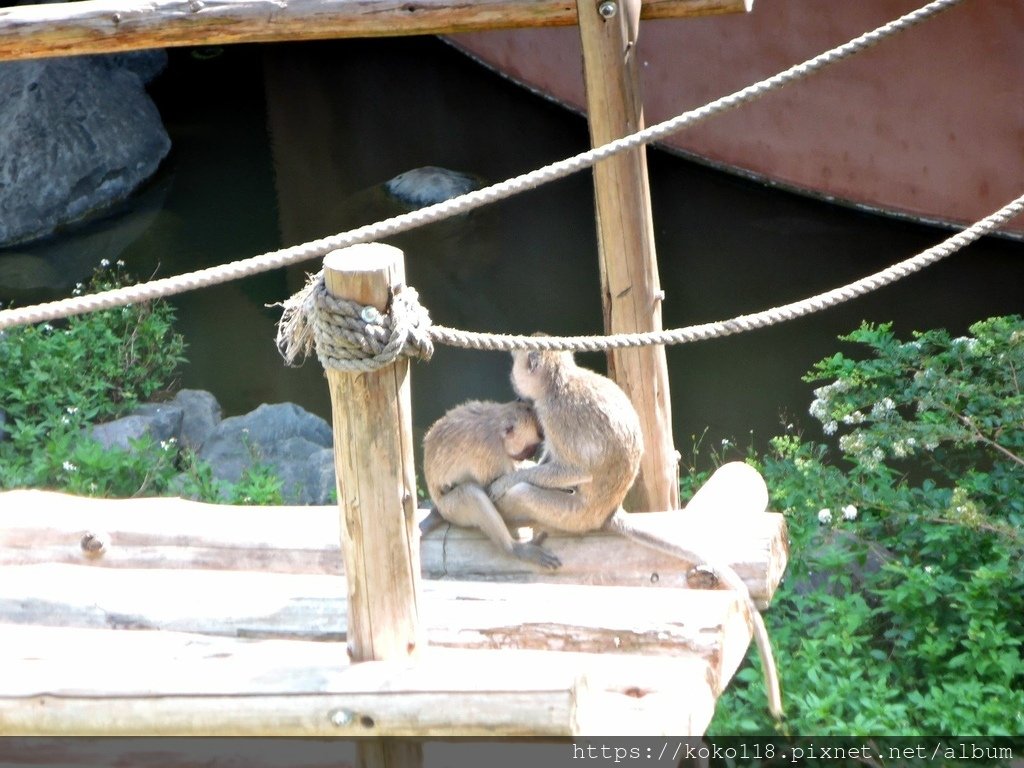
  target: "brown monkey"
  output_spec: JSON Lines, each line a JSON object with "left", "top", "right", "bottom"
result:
{"left": 420, "top": 399, "right": 561, "bottom": 569}
{"left": 489, "top": 347, "right": 783, "bottom": 719}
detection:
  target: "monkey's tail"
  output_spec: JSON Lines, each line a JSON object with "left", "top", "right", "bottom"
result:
{"left": 605, "top": 510, "right": 784, "bottom": 720}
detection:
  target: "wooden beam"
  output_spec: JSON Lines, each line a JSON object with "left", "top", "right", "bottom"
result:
{"left": 0, "top": 624, "right": 716, "bottom": 735}
{"left": 0, "top": 566, "right": 754, "bottom": 679}
{"left": 0, "top": 0, "right": 752, "bottom": 62}
{"left": 322, "top": 244, "right": 422, "bottom": 665}
{"left": 576, "top": 0, "right": 679, "bottom": 514}
{"left": 0, "top": 489, "right": 788, "bottom": 608}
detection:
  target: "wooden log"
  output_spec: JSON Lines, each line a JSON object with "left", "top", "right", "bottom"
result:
{"left": 321, "top": 244, "right": 421, "bottom": 768}
{"left": 576, "top": 0, "right": 678, "bottom": 513}
{"left": 0, "top": 624, "right": 716, "bottom": 735}
{"left": 0, "top": 0, "right": 752, "bottom": 63}
{"left": 0, "top": 566, "right": 753, "bottom": 679}
{"left": 0, "top": 490, "right": 787, "bottom": 607}
{"left": 321, "top": 244, "right": 421, "bottom": 665}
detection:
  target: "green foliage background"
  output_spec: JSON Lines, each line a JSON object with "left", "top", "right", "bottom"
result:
{"left": 706, "top": 316, "right": 1024, "bottom": 735}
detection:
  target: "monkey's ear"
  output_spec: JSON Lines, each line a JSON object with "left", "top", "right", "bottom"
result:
{"left": 502, "top": 423, "right": 515, "bottom": 436}
{"left": 527, "top": 350, "right": 541, "bottom": 373}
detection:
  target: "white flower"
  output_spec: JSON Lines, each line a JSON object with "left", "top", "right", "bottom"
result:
{"left": 99, "top": 258, "right": 111, "bottom": 268}
{"left": 62, "top": 461, "right": 78, "bottom": 473}
{"left": 116, "top": 259, "right": 126, "bottom": 267}
{"left": 66, "top": 406, "right": 78, "bottom": 414}
{"left": 842, "top": 504, "right": 858, "bottom": 521}
{"left": 823, "top": 420, "right": 838, "bottom": 436}
{"left": 817, "top": 508, "right": 833, "bottom": 525}
{"left": 870, "top": 397, "right": 896, "bottom": 419}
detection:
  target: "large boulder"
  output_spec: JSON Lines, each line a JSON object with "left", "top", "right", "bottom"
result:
{"left": 197, "top": 402, "right": 336, "bottom": 505}
{"left": 0, "top": 52, "right": 170, "bottom": 246}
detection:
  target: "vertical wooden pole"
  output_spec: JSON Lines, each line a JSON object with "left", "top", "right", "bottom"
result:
{"left": 577, "top": 0, "right": 679, "bottom": 513}
{"left": 322, "top": 244, "right": 423, "bottom": 768}
{"left": 323, "top": 243, "right": 421, "bottom": 662}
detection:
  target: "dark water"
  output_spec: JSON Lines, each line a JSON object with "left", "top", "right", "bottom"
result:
{"left": 4, "top": 37, "right": 1023, "bottom": 464}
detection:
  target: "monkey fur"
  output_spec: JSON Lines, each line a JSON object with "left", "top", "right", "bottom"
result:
{"left": 488, "top": 346, "right": 783, "bottom": 719}
{"left": 420, "top": 399, "right": 561, "bottom": 569}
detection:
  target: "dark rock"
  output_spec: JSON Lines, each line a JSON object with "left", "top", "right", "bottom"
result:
{"left": 197, "top": 402, "right": 335, "bottom": 504}
{"left": 88, "top": 404, "right": 183, "bottom": 452}
{"left": 130, "top": 402, "right": 185, "bottom": 444}
{"left": 0, "top": 54, "right": 170, "bottom": 246}
{"left": 384, "top": 166, "right": 481, "bottom": 208}
{"left": 170, "top": 389, "right": 222, "bottom": 451}
{"left": 89, "top": 416, "right": 153, "bottom": 452}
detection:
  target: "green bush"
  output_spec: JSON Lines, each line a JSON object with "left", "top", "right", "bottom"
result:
{"left": 0, "top": 262, "right": 282, "bottom": 505}
{"left": 708, "top": 316, "right": 1024, "bottom": 736}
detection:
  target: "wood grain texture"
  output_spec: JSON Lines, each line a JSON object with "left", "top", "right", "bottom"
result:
{"left": 0, "top": 0, "right": 752, "bottom": 62}
{"left": 322, "top": 244, "right": 421, "bottom": 663}
{"left": 577, "top": 0, "right": 679, "bottom": 514}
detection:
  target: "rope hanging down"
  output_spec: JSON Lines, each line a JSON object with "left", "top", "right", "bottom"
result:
{"left": 0, "top": 0, "right": 964, "bottom": 332}
{"left": 275, "top": 191, "right": 1024, "bottom": 371}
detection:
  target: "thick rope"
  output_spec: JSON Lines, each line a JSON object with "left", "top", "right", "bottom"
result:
{"left": 428, "top": 191, "right": 1024, "bottom": 352}
{"left": 0, "top": 0, "right": 964, "bottom": 332}
{"left": 275, "top": 190, "right": 1023, "bottom": 370}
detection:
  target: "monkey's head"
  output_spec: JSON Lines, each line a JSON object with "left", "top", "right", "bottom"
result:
{"left": 501, "top": 400, "right": 543, "bottom": 461}
{"left": 511, "top": 343, "right": 575, "bottom": 403}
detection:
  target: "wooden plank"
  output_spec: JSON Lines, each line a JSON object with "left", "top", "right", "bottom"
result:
{"left": 0, "top": 566, "right": 752, "bottom": 676}
{"left": 576, "top": 0, "right": 678, "bottom": 513}
{"left": 0, "top": 489, "right": 788, "bottom": 607}
{"left": 0, "top": 624, "right": 715, "bottom": 735}
{"left": 322, "top": 245, "right": 422, "bottom": 664}
{"left": 0, "top": 0, "right": 752, "bottom": 62}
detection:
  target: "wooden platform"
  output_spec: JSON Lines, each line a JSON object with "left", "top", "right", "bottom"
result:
{"left": 0, "top": 489, "right": 788, "bottom": 736}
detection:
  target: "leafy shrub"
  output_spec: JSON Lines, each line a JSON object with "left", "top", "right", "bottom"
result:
{"left": 708, "top": 316, "right": 1024, "bottom": 736}
{"left": 0, "top": 262, "right": 283, "bottom": 505}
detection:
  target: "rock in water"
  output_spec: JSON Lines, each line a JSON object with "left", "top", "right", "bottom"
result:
{"left": 0, "top": 54, "right": 170, "bottom": 246}
{"left": 384, "top": 166, "right": 481, "bottom": 208}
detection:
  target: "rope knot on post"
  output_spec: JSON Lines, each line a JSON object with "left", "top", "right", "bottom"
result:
{"left": 276, "top": 271, "right": 433, "bottom": 373}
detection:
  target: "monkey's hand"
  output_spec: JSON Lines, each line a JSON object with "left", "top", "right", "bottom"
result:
{"left": 511, "top": 540, "right": 561, "bottom": 570}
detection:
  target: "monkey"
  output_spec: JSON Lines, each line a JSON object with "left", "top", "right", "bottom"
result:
{"left": 487, "top": 346, "right": 783, "bottom": 719}
{"left": 419, "top": 399, "right": 561, "bottom": 570}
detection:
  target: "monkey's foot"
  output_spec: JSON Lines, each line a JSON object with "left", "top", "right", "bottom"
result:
{"left": 511, "top": 541, "right": 561, "bottom": 570}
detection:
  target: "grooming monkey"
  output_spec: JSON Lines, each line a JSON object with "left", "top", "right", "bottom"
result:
{"left": 420, "top": 399, "right": 561, "bottom": 570}
{"left": 488, "top": 346, "right": 783, "bottom": 719}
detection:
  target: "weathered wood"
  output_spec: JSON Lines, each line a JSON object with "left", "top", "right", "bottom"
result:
{"left": 0, "top": 565, "right": 752, "bottom": 676}
{"left": 0, "top": 489, "right": 788, "bottom": 607}
{"left": 322, "top": 244, "right": 421, "bottom": 666}
{"left": 0, "top": 0, "right": 752, "bottom": 62}
{"left": 0, "top": 624, "right": 715, "bottom": 735}
{"left": 576, "top": 0, "right": 678, "bottom": 514}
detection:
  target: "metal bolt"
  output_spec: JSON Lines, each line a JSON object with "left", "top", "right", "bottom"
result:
{"left": 598, "top": 0, "right": 617, "bottom": 19}
{"left": 329, "top": 709, "right": 354, "bottom": 727}
{"left": 360, "top": 306, "right": 381, "bottom": 324}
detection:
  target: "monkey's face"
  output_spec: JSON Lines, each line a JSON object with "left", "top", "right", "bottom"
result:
{"left": 502, "top": 402, "right": 543, "bottom": 461}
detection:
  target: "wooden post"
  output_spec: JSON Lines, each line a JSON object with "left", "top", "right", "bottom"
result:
{"left": 322, "top": 245, "right": 422, "bottom": 768}
{"left": 577, "top": 0, "right": 679, "bottom": 513}
{"left": 323, "top": 244, "right": 421, "bottom": 662}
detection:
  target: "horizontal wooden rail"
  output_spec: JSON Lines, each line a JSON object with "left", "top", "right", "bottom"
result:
{"left": 0, "top": 0, "right": 751, "bottom": 62}
{"left": 0, "top": 489, "right": 788, "bottom": 607}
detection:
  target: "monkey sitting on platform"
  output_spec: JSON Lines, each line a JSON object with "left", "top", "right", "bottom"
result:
{"left": 488, "top": 345, "right": 783, "bottom": 719}
{"left": 420, "top": 399, "right": 561, "bottom": 570}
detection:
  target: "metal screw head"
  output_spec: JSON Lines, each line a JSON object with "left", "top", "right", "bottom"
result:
{"left": 360, "top": 306, "right": 381, "bottom": 324}
{"left": 329, "top": 709, "right": 354, "bottom": 727}
{"left": 598, "top": 0, "right": 617, "bottom": 18}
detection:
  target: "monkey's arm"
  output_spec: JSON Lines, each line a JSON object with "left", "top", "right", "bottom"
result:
{"left": 488, "top": 462, "right": 593, "bottom": 501}
{"left": 437, "top": 482, "right": 561, "bottom": 570}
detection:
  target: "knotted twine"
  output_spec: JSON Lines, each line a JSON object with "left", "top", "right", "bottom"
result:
{"left": 276, "top": 271, "right": 434, "bottom": 373}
